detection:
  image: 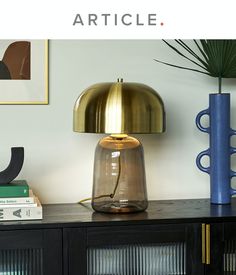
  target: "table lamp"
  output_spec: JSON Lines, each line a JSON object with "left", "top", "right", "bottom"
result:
{"left": 73, "top": 78, "right": 165, "bottom": 213}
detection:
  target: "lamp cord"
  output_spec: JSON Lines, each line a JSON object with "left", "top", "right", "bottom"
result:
{"left": 78, "top": 154, "right": 121, "bottom": 204}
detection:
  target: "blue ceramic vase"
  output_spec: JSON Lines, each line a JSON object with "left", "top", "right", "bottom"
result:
{"left": 196, "top": 93, "right": 236, "bottom": 204}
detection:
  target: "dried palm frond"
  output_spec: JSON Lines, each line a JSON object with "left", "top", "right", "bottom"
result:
{"left": 155, "top": 40, "right": 236, "bottom": 93}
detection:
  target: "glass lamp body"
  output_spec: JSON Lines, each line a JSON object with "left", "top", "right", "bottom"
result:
{"left": 92, "top": 135, "right": 148, "bottom": 213}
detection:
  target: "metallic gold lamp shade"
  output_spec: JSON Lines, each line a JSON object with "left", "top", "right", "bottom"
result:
{"left": 73, "top": 78, "right": 165, "bottom": 134}
{"left": 74, "top": 79, "right": 166, "bottom": 213}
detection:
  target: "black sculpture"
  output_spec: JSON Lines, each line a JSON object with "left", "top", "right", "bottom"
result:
{"left": 0, "top": 147, "right": 24, "bottom": 184}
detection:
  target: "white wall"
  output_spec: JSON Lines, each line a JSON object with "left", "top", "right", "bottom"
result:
{"left": 1, "top": 39, "right": 236, "bottom": 203}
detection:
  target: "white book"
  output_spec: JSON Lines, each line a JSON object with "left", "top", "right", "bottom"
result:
{"left": 0, "top": 202, "right": 37, "bottom": 208}
{"left": 0, "top": 189, "right": 35, "bottom": 205}
{"left": 0, "top": 197, "right": 42, "bottom": 221}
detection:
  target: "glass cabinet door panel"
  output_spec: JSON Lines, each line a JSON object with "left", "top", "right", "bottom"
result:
{"left": 88, "top": 242, "right": 186, "bottom": 275}
{"left": 0, "top": 248, "right": 43, "bottom": 275}
{"left": 224, "top": 240, "right": 236, "bottom": 273}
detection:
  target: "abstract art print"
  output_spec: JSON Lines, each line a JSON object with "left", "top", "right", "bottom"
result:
{"left": 0, "top": 40, "right": 48, "bottom": 104}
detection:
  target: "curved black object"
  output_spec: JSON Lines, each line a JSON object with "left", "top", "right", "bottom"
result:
{"left": 0, "top": 61, "right": 11, "bottom": 79}
{"left": 0, "top": 147, "right": 24, "bottom": 185}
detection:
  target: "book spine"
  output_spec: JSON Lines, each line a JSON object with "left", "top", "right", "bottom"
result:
{"left": 0, "top": 180, "right": 29, "bottom": 198}
{"left": 0, "top": 186, "right": 29, "bottom": 198}
{"left": 0, "top": 203, "right": 37, "bottom": 208}
{"left": 0, "top": 197, "right": 34, "bottom": 205}
{"left": 0, "top": 205, "right": 42, "bottom": 221}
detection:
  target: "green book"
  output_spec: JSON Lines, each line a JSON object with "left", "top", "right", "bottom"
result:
{"left": 0, "top": 180, "right": 29, "bottom": 198}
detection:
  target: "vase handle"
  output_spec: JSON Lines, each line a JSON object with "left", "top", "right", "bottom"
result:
{"left": 230, "top": 128, "right": 236, "bottom": 136}
{"left": 230, "top": 146, "right": 236, "bottom": 178}
{"left": 196, "top": 149, "right": 210, "bottom": 174}
{"left": 196, "top": 109, "right": 210, "bottom": 133}
{"left": 230, "top": 146, "right": 236, "bottom": 195}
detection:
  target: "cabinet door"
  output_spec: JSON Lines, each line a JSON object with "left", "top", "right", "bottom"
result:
{"left": 205, "top": 222, "right": 236, "bottom": 275}
{"left": 64, "top": 223, "right": 203, "bottom": 275}
{"left": 0, "top": 229, "right": 62, "bottom": 275}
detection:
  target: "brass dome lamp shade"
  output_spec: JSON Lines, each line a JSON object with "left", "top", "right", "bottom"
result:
{"left": 74, "top": 78, "right": 165, "bottom": 213}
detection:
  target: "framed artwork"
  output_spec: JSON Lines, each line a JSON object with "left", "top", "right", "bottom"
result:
{"left": 0, "top": 40, "right": 48, "bottom": 104}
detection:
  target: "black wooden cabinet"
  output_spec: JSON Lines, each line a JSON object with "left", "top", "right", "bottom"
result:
{"left": 1, "top": 199, "right": 236, "bottom": 275}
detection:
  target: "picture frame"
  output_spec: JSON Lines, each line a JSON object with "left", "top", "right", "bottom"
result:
{"left": 0, "top": 40, "right": 48, "bottom": 104}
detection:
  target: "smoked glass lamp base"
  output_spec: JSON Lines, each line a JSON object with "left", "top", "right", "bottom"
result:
{"left": 92, "top": 135, "right": 148, "bottom": 214}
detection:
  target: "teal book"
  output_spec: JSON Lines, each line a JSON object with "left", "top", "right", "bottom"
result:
{"left": 0, "top": 180, "right": 29, "bottom": 198}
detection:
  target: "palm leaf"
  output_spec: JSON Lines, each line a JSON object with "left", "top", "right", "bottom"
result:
{"left": 153, "top": 59, "right": 210, "bottom": 75}
{"left": 162, "top": 40, "right": 207, "bottom": 71}
{"left": 155, "top": 40, "right": 236, "bottom": 93}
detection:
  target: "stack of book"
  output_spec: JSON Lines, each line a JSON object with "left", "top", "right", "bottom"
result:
{"left": 0, "top": 180, "right": 42, "bottom": 221}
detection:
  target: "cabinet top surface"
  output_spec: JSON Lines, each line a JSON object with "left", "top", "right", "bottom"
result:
{"left": 1, "top": 198, "right": 236, "bottom": 229}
